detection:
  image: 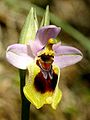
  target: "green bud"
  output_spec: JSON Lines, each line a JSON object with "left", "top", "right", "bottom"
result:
{"left": 19, "top": 7, "right": 38, "bottom": 44}
{"left": 40, "top": 5, "right": 50, "bottom": 27}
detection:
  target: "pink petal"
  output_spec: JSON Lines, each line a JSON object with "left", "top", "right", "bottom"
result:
{"left": 28, "top": 40, "right": 43, "bottom": 56}
{"left": 53, "top": 45, "right": 83, "bottom": 68}
{"left": 53, "top": 42, "right": 61, "bottom": 50}
{"left": 6, "top": 44, "right": 34, "bottom": 69}
{"left": 35, "top": 25, "right": 61, "bottom": 48}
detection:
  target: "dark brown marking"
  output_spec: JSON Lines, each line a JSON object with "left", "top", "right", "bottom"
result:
{"left": 38, "top": 54, "right": 54, "bottom": 62}
{"left": 34, "top": 71, "right": 58, "bottom": 93}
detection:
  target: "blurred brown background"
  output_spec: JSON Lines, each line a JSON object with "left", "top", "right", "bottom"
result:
{"left": 0, "top": 0, "right": 90, "bottom": 120}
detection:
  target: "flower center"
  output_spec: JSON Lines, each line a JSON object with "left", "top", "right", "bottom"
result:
{"left": 37, "top": 39, "right": 56, "bottom": 70}
{"left": 38, "top": 54, "right": 53, "bottom": 71}
{"left": 36, "top": 38, "right": 57, "bottom": 78}
{"left": 34, "top": 39, "right": 58, "bottom": 93}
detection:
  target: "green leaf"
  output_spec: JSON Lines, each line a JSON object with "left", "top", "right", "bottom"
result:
{"left": 19, "top": 7, "right": 38, "bottom": 44}
{"left": 40, "top": 5, "right": 50, "bottom": 27}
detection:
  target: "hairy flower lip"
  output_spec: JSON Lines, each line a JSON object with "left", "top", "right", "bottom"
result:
{"left": 34, "top": 69, "right": 58, "bottom": 93}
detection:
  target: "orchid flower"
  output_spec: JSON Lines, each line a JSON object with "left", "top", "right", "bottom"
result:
{"left": 6, "top": 25, "right": 83, "bottom": 109}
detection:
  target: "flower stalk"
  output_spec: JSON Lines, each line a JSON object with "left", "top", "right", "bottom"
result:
{"left": 18, "top": 7, "right": 39, "bottom": 120}
{"left": 19, "top": 70, "right": 30, "bottom": 120}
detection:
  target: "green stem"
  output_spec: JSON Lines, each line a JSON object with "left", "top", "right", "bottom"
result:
{"left": 19, "top": 70, "right": 30, "bottom": 120}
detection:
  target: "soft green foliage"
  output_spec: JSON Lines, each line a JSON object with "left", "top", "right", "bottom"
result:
{"left": 19, "top": 7, "right": 38, "bottom": 44}
{"left": 19, "top": 6, "right": 50, "bottom": 44}
{"left": 40, "top": 5, "right": 50, "bottom": 27}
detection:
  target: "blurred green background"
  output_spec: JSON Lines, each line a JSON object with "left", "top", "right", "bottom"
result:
{"left": 0, "top": 0, "right": 90, "bottom": 120}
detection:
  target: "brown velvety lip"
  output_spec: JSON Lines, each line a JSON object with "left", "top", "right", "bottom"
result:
{"left": 34, "top": 70, "right": 58, "bottom": 94}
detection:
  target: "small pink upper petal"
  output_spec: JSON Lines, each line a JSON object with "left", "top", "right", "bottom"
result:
{"left": 53, "top": 45, "right": 83, "bottom": 68}
{"left": 35, "top": 25, "right": 61, "bottom": 48}
{"left": 53, "top": 42, "right": 61, "bottom": 51}
{"left": 29, "top": 40, "right": 43, "bottom": 56}
{"left": 6, "top": 44, "right": 34, "bottom": 69}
